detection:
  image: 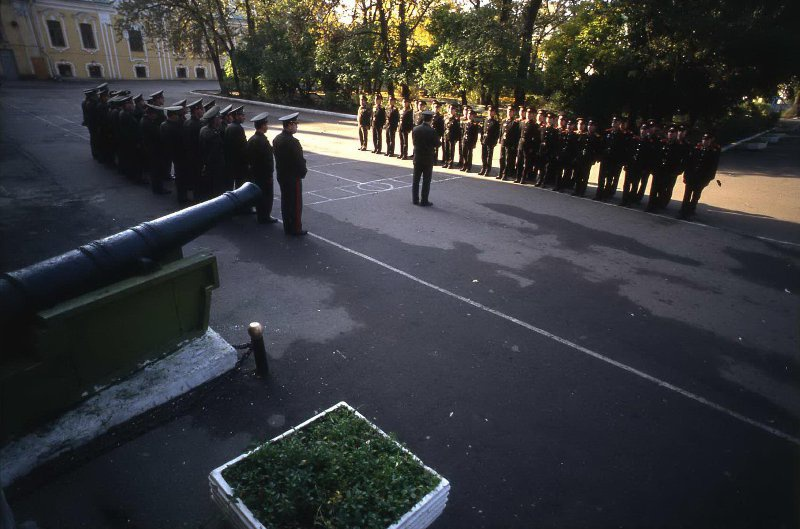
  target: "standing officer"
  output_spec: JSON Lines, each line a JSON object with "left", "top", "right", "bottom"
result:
{"left": 534, "top": 114, "right": 559, "bottom": 186}
{"left": 411, "top": 110, "right": 441, "bottom": 206}
{"left": 371, "top": 94, "right": 386, "bottom": 154}
{"left": 572, "top": 118, "right": 591, "bottom": 196}
{"left": 635, "top": 120, "right": 659, "bottom": 203}
{"left": 647, "top": 126, "right": 683, "bottom": 211}
{"left": 515, "top": 107, "right": 539, "bottom": 184}
{"left": 443, "top": 104, "right": 461, "bottom": 169}
{"left": 679, "top": 133, "right": 720, "bottom": 219}
{"left": 595, "top": 117, "right": 626, "bottom": 200}
{"left": 160, "top": 106, "right": 186, "bottom": 201}
{"left": 183, "top": 99, "right": 205, "bottom": 202}
{"left": 385, "top": 96, "right": 399, "bottom": 157}
{"left": 357, "top": 95, "right": 371, "bottom": 151}
{"left": 498, "top": 106, "right": 519, "bottom": 180}
{"left": 399, "top": 98, "right": 414, "bottom": 160}
{"left": 274, "top": 113, "right": 308, "bottom": 236}
{"left": 198, "top": 106, "right": 225, "bottom": 201}
{"left": 141, "top": 104, "right": 170, "bottom": 195}
{"left": 555, "top": 120, "right": 578, "bottom": 191}
{"left": 620, "top": 123, "right": 653, "bottom": 206}
{"left": 431, "top": 101, "right": 445, "bottom": 164}
{"left": 223, "top": 105, "right": 248, "bottom": 191}
{"left": 148, "top": 90, "right": 166, "bottom": 127}
{"left": 117, "top": 95, "right": 142, "bottom": 183}
{"left": 479, "top": 105, "right": 500, "bottom": 176}
{"left": 247, "top": 112, "right": 278, "bottom": 224}
{"left": 82, "top": 88, "right": 100, "bottom": 160}
{"left": 132, "top": 94, "right": 146, "bottom": 121}
{"left": 460, "top": 108, "right": 480, "bottom": 172}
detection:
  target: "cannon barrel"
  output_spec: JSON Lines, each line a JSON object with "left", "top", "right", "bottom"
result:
{"left": 0, "top": 183, "right": 261, "bottom": 320}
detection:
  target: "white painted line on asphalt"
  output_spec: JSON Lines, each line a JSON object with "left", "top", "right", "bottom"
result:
{"left": 307, "top": 167, "right": 363, "bottom": 183}
{"left": 755, "top": 235, "right": 800, "bottom": 248}
{"left": 309, "top": 160, "right": 359, "bottom": 169}
{"left": 305, "top": 230, "right": 800, "bottom": 447}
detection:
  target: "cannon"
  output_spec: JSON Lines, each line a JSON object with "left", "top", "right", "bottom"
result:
{"left": 0, "top": 183, "right": 261, "bottom": 441}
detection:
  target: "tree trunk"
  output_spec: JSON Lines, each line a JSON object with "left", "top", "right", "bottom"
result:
{"left": 398, "top": 0, "right": 410, "bottom": 99}
{"left": 460, "top": 90, "right": 467, "bottom": 106}
{"left": 513, "top": 0, "right": 542, "bottom": 105}
{"left": 377, "top": 0, "right": 391, "bottom": 92}
{"left": 242, "top": 0, "right": 258, "bottom": 94}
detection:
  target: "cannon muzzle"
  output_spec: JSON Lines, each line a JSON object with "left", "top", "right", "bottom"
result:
{"left": 0, "top": 183, "right": 261, "bottom": 321}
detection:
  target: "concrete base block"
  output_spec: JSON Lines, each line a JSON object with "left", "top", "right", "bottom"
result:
{"left": 0, "top": 328, "right": 237, "bottom": 487}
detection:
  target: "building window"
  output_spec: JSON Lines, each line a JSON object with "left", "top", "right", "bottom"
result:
{"left": 47, "top": 19, "right": 66, "bottom": 48}
{"left": 176, "top": 67, "right": 187, "bottom": 78}
{"left": 128, "top": 29, "right": 144, "bottom": 52}
{"left": 88, "top": 64, "right": 103, "bottom": 78}
{"left": 57, "top": 63, "right": 73, "bottom": 77}
{"left": 135, "top": 65, "right": 147, "bottom": 78}
{"left": 195, "top": 66, "right": 206, "bottom": 79}
{"left": 79, "top": 23, "right": 96, "bottom": 49}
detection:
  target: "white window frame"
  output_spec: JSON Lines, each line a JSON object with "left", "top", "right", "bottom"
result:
{"left": 42, "top": 12, "right": 68, "bottom": 50}
{"left": 194, "top": 65, "right": 206, "bottom": 79}
{"left": 86, "top": 61, "right": 104, "bottom": 79}
{"left": 74, "top": 15, "right": 99, "bottom": 53}
{"left": 55, "top": 60, "right": 75, "bottom": 78}
{"left": 175, "top": 65, "right": 188, "bottom": 79}
{"left": 125, "top": 27, "right": 145, "bottom": 55}
{"left": 133, "top": 63, "right": 149, "bottom": 78}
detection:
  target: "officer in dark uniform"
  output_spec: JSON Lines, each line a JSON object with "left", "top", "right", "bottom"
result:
{"left": 647, "top": 126, "right": 683, "bottom": 211}
{"left": 203, "top": 100, "right": 215, "bottom": 112}
{"left": 458, "top": 105, "right": 471, "bottom": 168}
{"left": 479, "top": 105, "right": 500, "bottom": 176}
{"left": 497, "top": 106, "right": 519, "bottom": 180}
{"left": 160, "top": 106, "right": 185, "bottom": 200}
{"left": 572, "top": 118, "right": 591, "bottom": 196}
{"left": 117, "top": 95, "right": 143, "bottom": 183}
{"left": 443, "top": 104, "right": 462, "bottom": 169}
{"left": 431, "top": 101, "right": 445, "bottom": 164}
{"left": 620, "top": 123, "right": 653, "bottom": 206}
{"left": 140, "top": 104, "right": 170, "bottom": 195}
{"left": 224, "top": 105, "right": 248, "bottom": 191}
{"left": 595, "top": 117, "right": 626, "bottom": 200}
{"left": 148, "top": 90, "right": 166, "bottom": 126}
{"left": 555, "top": 120, "right": 578, "bottom": 191}
{"left": 198, "top": 106, "right": 225, "bottom": 201}
{"left": 535, "top": 114, "right": 559, "bottom": 186}
{"left": 132, "top": 94, "right": 146, "bottom": 121}
{"left": 247, "top": 112, "right": 278, "bottom": 224}
{"left": 219, "top": 104, "right": 234, "bottom": 131}
{"left": 635, "top": 120, "right": 659, "bottom": 203}
{"left": 371, "top": 94, "right": 386, "bottom": 154}
{"left": 460, "top": 109, "right": 480, "bottom": 172}
{"left": 273, "top": 113, "right": 308, "bottom": 236}
{"left": 82, "top": 88, "right": 100, "bottom": 160}
{"left": 385, "top": 96, "right": 400, "bottom": 157}
{"left": 411, "top": 110, "right": 441, "bottom": 206}
{"left": 399, "top": 98, "right": 414, "bottom": 160}
{"left": 515, "top": 108, "right": 539, "bottom": 183}
{"left": 679, "top": 133, "right": 720, "bottom": 219}
{"left": 182, "top": 99, "right": 205, "bottom": 202}
{"left": 107, "top": 95, "right": 124, "bottom": 170}
{"left": 672, "top": 124, "right": 692, "bottom": 205}
{"left": 357, "top": 95, "right": 371, "bottom": 151}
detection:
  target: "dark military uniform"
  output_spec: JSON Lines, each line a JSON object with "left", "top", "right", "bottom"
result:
{"left": 432, "top": 111, "right": 445, "bottom": 164}
{"left": 543, "top": 127, "right": 566, "bottom": 186}
{"left": 572, "top": 129, "right": 603, "bottom": 196}
{"left": 461, "top": 119, "right": 480, "bottom": 172}
{"left": 274, "top": 124, "right": 308, "bottom": 235}
{"left": 534, "top": 126, "right": 559, "bottom": 186}
{"left": 680, "top": 140, "right": 720, "bottom": 218}
{"left": 635, "top": 135, "right": 659, "bottom": 203}
{"left": 161, "top": 117, "right": 185, "bottom": 200}
{"left": 516, "top": 119, "right": 540, "bottom": 183}
{"left": 183, "top": 114, "right": 203, "bottom": 200}
{"left": 443, "top": 114, "right": 462, "bottom": 169}
{"left": 671, "top": 137, "right": 692, "bottom": 205}
{"left": 555, "top": 128, "right": 578, "bottom": 190}
{"left": 595, "top": 128, "right": 627, "bottom": 199}
{"left": 647, "top": 138, "right": 684, "bottom": 211}
{"left": 498, "top": 117, "right": 520, "bottom": 180}
{"left": 385, "top": 106, "right": 400, "bottom": 157}
{"left": 411, "top": 120, "right": 441, "bottom": 205}
{"left": 480, "top": 115, "right": 501, "bottom": 176}
{"left": 621, "top": 134, "right": 655, "bottom": 205}
{"left": 399, "top": 107, "right": 414, "bottom": 159}
{"left": 198, "top": 123, "right": 225, "bottom": 201}
{"left": 371, "top": 104, "right": 386, "bottom": 153}
{"left": 224, "top": 120, "right": 248, "bottom": 191}
{"left": 247, "top": 130, "right": 276, "bottom": 223}
{"left": 141, "top": 111, "right": 169, "bottom": 194}
{"left": 117, "top": 106, "right": 142, "bottom": 183}
{"left": 357, "top": 104, "right": 372, "bottom": 150}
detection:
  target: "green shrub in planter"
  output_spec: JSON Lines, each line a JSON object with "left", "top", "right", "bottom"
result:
{"left": 220, "top": 405, "right": 441, "bottom": 529}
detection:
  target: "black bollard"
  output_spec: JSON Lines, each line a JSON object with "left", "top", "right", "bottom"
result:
{"left": 248, "top": 322, "right": 270, "bottom": 377}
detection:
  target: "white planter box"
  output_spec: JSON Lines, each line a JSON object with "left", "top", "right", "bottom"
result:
{"left": 209, "top": 402, "right": 450, "bottom": 529}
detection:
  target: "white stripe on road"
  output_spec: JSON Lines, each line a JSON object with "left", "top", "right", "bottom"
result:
{"left": 301, "top": 229, "right": 800, "bottom": 447}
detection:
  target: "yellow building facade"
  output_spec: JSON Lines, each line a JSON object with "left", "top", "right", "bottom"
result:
{"left": 0, "top": 0, "right": 217, "bottom": 81}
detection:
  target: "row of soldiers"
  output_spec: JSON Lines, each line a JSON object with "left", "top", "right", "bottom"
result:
{"left": 357, "top": 96, "right": 721, "bottom": 219}
{"left": 81, "top": 83, "right": 311, "bottom": 234}
{"left": 81, "top": 84, "right": 253, "bottom": 205}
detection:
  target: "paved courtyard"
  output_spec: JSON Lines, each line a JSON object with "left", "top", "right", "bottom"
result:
{"left": 1, "top": 80, "right": 798, "bottom": 528}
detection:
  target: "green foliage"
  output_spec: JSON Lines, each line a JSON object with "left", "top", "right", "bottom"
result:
{"left": 222, "top": 407, "right": 439, "bottom": 529}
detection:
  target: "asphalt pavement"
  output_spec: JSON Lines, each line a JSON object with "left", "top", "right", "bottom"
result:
{"left": 1, "top": 80, "right": 798, "bottom": 529}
